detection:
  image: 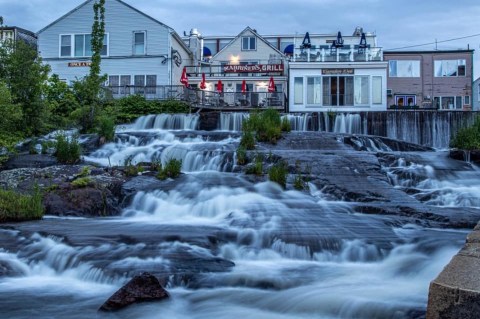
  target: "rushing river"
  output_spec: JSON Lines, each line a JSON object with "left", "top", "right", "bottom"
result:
{"left": 1, "top": 113, "right": 479, "bottom": 319}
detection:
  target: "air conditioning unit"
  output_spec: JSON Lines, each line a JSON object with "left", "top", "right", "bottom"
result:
{"left": 386, "top": 89, "right": 393, "bottom": 96}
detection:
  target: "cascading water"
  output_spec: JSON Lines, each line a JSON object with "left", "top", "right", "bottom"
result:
{"left": 1, "top": 113, "right": 479, "bottom": 318}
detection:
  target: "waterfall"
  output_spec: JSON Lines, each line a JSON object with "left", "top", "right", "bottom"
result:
{"left": 131, "top": 114, "right": 200, "bottom": 130}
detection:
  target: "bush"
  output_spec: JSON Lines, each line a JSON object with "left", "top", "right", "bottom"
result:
{"left": 123, "top": 157, "right": 145, "bottom": 176}
{"left": 268, "top": 161, "right": 288, "bottom": 189}
{"left": 55, "top": 134, "right": 81, "bottom": 164}
{"left": 157, "top": 158, "right": 182, "bottom": 180}
{"left": 96, "top": 115, "right": 115, "bottom": 142}
{"left": 450, "top": 117, "right": 480, "bottom": 150}
{"left": 242, "top": 109, "right": 283, "bottom": 145}
{"left": 0, "top": 187, "right": 44, "bottom": 222}
{"left": 240, "top": 131, "right": 255, "bottom": 150}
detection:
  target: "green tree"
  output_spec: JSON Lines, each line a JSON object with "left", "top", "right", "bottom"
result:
{"left": 72, "top": 0, "right": 107, "bottom": 132}
{"left": 0, "top": 21, "right": 50, "bottom": 135}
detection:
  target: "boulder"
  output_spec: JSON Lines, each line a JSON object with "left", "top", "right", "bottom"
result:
{"left": 99, "top": 272, "right": 169, "bottom": 312}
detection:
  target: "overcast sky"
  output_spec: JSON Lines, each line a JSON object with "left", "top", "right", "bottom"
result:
{"left": 1, "top": 0, "right": 480, "bottom": 77}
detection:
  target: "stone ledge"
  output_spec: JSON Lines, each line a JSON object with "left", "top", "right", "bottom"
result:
{"left": 427, "top": 223, "right": 480, "bottom": 319}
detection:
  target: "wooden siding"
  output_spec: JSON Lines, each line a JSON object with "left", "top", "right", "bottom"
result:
{"left": 212, "top": 29, "right": 283, "bottom": 64}
{"left": 38, "top": 0, "right": 178, "bottom": 84}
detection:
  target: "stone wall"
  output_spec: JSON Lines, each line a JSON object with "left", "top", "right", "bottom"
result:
{"left": 426, "top": 222, "right": 480, "bottom": 319}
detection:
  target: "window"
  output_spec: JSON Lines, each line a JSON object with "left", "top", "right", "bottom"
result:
{"left": 322, "top": 76, "right": 354, "bottom": 106}
{"left": 134, "top": 75, "right": 145, "bottom": 94}
{"left": 146, "top": 75, "right": 157, "bottom": 94}
{"left": 388, "top": 60, "right": 420, "bottom": 77}
{"left": 372, "top": 76, "right": 382, "bottom": 104}
{"left": 354, "top": 75, "right": 369, "bottom": 105}
{"left": 74, "top": 34, "right": 92, "bottom": 57}
{"left": 59, "top": 34, "right": 107, "bottom": 57}
{"left": 294, "top": 77, "right": 303, "bottom": 104}
{"left": 133, "top": 31, "right": 146, "bottom": 55}
{"left": 465, "top": 95, "right": 470, "bottom": 105}
{"left": 306, "top": 77, "right": 322, "bottom": 105}
{"left": 395, "top": 95, "right": 416, "bottom": 107}
{"left": 60, "top": 35, "right": 72, "bottom": 57}
{"left": 242, "top": 36, "right": 256, "bottom": 51}
{"left": 456, "top": 96, "right": 463, "bottom": 109}
{"left": 434, "top": 60, "right": 466, "bottom": 77}
{"left": 108, "top": 75, "right": 119, "bottom": 94}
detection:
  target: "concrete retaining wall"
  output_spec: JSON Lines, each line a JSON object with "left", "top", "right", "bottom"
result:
{"left": 426, "top": 222, "right": 480, "bottom": 318}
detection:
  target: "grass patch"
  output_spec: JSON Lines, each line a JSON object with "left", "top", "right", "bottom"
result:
{"left": 71, "top": 177, "right": 93, "bottom": 188}
{"left": 157, "top": 158, "right": 182, "bottom": 180}
{"left": 0, "top": 187, "right": 44, "bottom": 222}
{"left": 246, "top": 154, "right": 263, "bottom": 176}
{"left": 236, "top": 146, "right": 247, "bottom": 165}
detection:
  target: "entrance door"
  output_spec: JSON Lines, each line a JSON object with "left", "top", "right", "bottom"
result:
{"left": 323, "top": 76, "right": 353, "bottom": 106}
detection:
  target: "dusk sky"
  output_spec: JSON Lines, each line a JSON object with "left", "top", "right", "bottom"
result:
{"left": 1, "top": 0, "right": 480, "bottom": 77}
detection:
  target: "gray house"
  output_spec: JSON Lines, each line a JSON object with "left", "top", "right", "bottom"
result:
{"left": 0, "top": 26, "right": 37, "bottom": 48}
{"left": 37, "top": 0, "right": 192, "bottom": 98}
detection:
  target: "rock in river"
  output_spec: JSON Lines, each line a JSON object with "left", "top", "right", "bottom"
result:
{"left": 99, "top": 272, "right": 170, "bottom": 312}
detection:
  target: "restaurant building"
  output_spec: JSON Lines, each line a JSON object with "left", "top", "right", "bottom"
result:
{"left": 183, "top": 27, "right": 287, "bottom": 109}
{"left": 288, "top": 29, "right": 388, "bottom": 112}
{"left": 384, "top": 50, "right": 474, "bottom": 110}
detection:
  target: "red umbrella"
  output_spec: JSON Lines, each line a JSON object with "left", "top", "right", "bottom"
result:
{"left": 268, "top": 77, "right": 276, "bottom": 93}
{"left": 216, "top": 80, "right": 223, "bottom": 93}
{"left": 241, "top": 80, "right": 247, "bottom": 95}
{"left": 200, "top": 73, "right": 207, "bottom": 90}
{"left": 180, "top": 67, "right": 188, "bottom": 87}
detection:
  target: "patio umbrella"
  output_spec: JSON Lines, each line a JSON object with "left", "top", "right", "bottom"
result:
{"left": 241, "top": 80, "right": 247, "bottom": 95}
{"left": 216, "top": 80, "right": 223, "bottom": 93}
{"left": 336, "top": 31, "right": 344, "bottom": 47}
{"left": 268, "top": 77, "right": 276, "bottom": 93}
{"left": 180, "top": 67, "right": 188, "bottom": 87}
{"left": 200, "top": 73, "right": 207, "bottom": 90}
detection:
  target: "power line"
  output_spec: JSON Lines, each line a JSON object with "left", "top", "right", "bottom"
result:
{"left": 385, "top": 33, "right": 480, "bottom": 50}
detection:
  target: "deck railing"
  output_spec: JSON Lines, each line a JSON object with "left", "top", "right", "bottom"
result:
{"left": 103, "top": 85, "right": 286, "bottom": 109}
{"left": 293, "top": 46, "right": 383, "bottom": 62}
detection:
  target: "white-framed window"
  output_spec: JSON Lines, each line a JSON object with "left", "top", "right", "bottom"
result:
{"left": 60, "top": 34, "right": 72, "bottom": 57}
{"left": 435, "top": 96, "right": 464, "bottom": 110}
{"left": 395, "top": 95, "right": 416, "bottom": 107}
{"left": 464, "top": 95, "right": 470, "bottom": 105}
{"left": 354, "top": 75, "right": 369, "bottom": 105}
{"left": 241, "top": 36, "right": 256, "bottom": 51}
{"left": 108, "top": 75, "right": 132, "bottom": 94}
{"left": 133, "top": 31, "right": 146, "bottom": 55}
{"left": 434, "top": 59, "right": 466, "bottom": 77}
{"left": 59, "top": 33, "right": 108, "bottom": 57}
{"left": 372, "top": 76, "right": 382, "bottom": 104}
{"left": 294, "top": 77, "right": 304, "bottom": 105}
{"left": 74, "top": 34, "right": 92, "bottom": 57}
{"left": 306, "top": 77, "right": 322, "bottom": 105}
{"left": 388, "top": 60, "right": 420, "bottom": 77}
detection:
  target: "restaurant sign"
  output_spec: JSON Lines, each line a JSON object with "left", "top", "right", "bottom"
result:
{"left": 322, "top": 68, "right": 354, "bottom": 75}
{"left": 223, "top": 64, "right": 284, "bottom": 73}
{"left": 68, "top": 62, "right": 92, "bottom": 67}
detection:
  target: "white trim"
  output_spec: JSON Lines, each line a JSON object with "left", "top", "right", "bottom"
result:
{"left": 132, "top": 30, "right": 147, "bottom": 56}
{"left": 58, "top": 32, "right": 109, "bottom": 58}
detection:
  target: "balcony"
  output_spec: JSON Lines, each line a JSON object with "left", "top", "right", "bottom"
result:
{"left": 292, "top": 45, "right": 383, "bottom": 63}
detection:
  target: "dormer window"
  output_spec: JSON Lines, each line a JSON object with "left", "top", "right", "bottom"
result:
{"left": 242, "top": 36, "right": 256, "bottom": 51}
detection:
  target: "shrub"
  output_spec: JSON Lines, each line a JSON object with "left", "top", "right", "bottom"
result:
{"left": 55, "top": 134, "right": 81, "bottom": 164}
{"left": 96, "top": 115, "right": 115, "bottom": 142}
{"left": 242, "top": 109, "right": 283, "bottom": 145}
{"left": 157, "top": 158, "right": 182, "bottom": 180}
{"left": 123, "top": 157, "right": 145, "bottom": 176}
{"left": 268, "top": 161, "right": 288, "bottom": 189}
{"left": 78, "top": 166, "right": 91, "bottom": 177}
{"left": 240, "top": 131, "right": 255, "bottom": 150}
{"left": 450, "top": 117, "right": 480, "bottom": 150}
{"left": 0, "top": 187, "right": 44, "bottom": 222}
